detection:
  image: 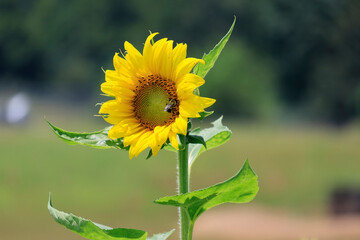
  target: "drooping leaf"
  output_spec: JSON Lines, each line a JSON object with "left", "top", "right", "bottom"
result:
{"left": 188, "top": 116, "right": 231, "bottom": 167}
{"left": 48, "top": 195, "right": 174, "bottom": 240}
{"left": 154, "top": 160, "right": 258, "bottom": 222}
{"left": 47, "top": 121, "right": 128, "bottom": 150}
{"left": 186, "top": 135, "right": 207, "bottom": 149}
{"left": 48, "top": 195, "right": 146, "bottom": 240}
{"left": 193, "top": 17, "right": 236, "bottom": 79}
{"left": 146, "top": 230, "right": 175, "bottom": 240}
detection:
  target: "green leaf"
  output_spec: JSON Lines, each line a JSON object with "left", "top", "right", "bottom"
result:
{"left": 146, "top": 149, "right": 153, "bottom": 160}
{"left": 147, "top": 230, "right": 175, "bottom": 240}
{"left": 198, "top": 111, "right": 214, "bottom": 120}
{"left": 47, "top": 121, "right": 128, "bottom": 150}
{"left": 162, "top": 144, "right": 177, "bottom": 152}
{"left": 48, "top": 195, "right": 146, "bottom": 240}
{"left": 193, "top": 87, "right": 200, "bottom": 96}
{"left": 188, "top": 116, "right": 232, "bottom": 167}
{"left": 163, "top": 117, "right": 231, "bottom": 160}
{"left": 154, "top": 159, "right": 258, "bottom": 222}
{"left": 193, "top": 17, "right": 236, "bottom": 79}
{"left": 48, "top": 195, "right": 174, "bottom": 240}
{"left": 186, "top": 135, "right": 207, "bottom": 149}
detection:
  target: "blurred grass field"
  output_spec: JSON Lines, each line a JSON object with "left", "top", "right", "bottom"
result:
{"left": 1, "top": 102, "right": 360, "bottom": 240}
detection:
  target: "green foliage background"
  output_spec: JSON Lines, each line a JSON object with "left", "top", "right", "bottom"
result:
{"left": 1, "top": 0, "right": 360, "bottom": 124}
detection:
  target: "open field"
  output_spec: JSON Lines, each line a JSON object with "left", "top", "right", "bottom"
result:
{"left": 1, "top": 103, "right": 360, "bottom": 239}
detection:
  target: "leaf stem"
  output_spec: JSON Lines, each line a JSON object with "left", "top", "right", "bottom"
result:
{"left": 188, "top": 221, "right": 194, "bottom": 240}
{"left": 178, "top": 134, "right": 190, "bottom": 240}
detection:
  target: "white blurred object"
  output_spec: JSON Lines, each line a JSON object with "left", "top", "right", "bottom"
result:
{"left": 5, "top": 92, "right": 31, "bottom": 124}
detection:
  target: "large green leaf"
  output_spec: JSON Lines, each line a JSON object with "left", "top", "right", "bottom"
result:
{"left": 47, "top": 121, "right": 128, "bottom": 150}
{"left": 48, "top": 196, "right": 146, "bottom": 240}
{"left": 147, "top": 230, "right": 175, "bottom": 240}
{"left": 193, "top": 17, "right": 236, "bottom": 79}
{"left": 154, "top": 159, "right": 258, "bottom": 222}
{"left": 48, "top": 196, "right": 174, "bottom": 240}
{"left": 188, "top": 116, "right": 232, "bottom": 167}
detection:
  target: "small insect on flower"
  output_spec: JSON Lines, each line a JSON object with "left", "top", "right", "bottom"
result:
{"left": 164, "top": 99, "right": 178, "bottom": 113}
{"left": 99, "top": 33, "right": 216, "bottom": 159}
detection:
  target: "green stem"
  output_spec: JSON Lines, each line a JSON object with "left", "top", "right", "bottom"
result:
{"left": 178, "top": 134, "right": 190, "bottom": 240}
{"left": 188, "top": 221, "right": 194, "bottom": 240}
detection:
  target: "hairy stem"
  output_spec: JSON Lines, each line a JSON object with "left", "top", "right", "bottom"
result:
{"left": 188, "top": 221, "right": 194, "bottom": 240}
{"left": 178, "top": 134, "right": 190, "bottom": 240}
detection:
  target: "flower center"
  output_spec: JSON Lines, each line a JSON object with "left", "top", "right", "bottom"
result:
{"left": 133, "top": 75, "right": 179, "bottom": 130}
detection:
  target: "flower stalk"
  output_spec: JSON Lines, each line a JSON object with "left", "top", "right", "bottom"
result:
{"left": 178, "top": 134, "right": 191, "bottom": 240}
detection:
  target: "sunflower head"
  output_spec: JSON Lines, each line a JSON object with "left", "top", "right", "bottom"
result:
{"left": 99, "top": 33, "right": 215, "bottom": 159}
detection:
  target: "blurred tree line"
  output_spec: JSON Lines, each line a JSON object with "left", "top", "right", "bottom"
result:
{"left": 0, "top": 0, "right": 359, "bottom": 124}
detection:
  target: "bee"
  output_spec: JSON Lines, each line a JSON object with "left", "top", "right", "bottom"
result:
{"left": 164, "top": 99, "right": 177, "bottom": 113}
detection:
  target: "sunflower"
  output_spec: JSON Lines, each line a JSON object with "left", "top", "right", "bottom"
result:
{"left": 99, "top": 33, "right": 215, "bottom": 159}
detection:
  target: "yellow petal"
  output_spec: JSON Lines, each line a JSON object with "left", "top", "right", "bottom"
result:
{"left": 174, "top": 58, "right": 205, "bottom": 83}
{"left": 129, "top": 147, "right": 136, "bottom": 159}
{"left": 105, "top": 70, "right": 135, "bottom": 88}
{"left": 110, "top": 121, "right": 144, "bottom": 139}
{"left": 104, "top": 70, "right": 120, "bottom": 82}
{"left": 143, "top": 32, "right": 159, "bottom": 67}
{"left": 100, "top": 100, "right": 134, "bottom": 125}
{"left": 179, "top": 73, "right": 205, "bottom": 87}
{"left": 172, "top": 43, "right": 187, "bottom": 70}
{"left": 151, "top": 144, "right": 162, "bottom": 157}
{"left": 160, "top": 40, "right": 174, "bottom": 79}
{"left": 148, "top": 132, "right": 162, "bottom": 156}
{"left": 179, "top": 95, "right": 216, "bottom": 118}
{"left": 148, "top": 126, "right": 162, "bottom": 147}
{"left": 177, "top": 74, "right": 205, "bottom": 99}
{"left": 123, "top": 130, "right": 146, "bottom": 147}
{"left": 113, "top": 53, "right": 132, "bottom": 78}
{"left": 130, "top": 131, "right": 152, "bottom": 158}
{"left": 108, "top": 123, "right": 129, "bottom": 139}
{"left": 151, "top": 38, "right": 168, "bottom": 74}
{"left": 104, "top": 115, "right": 131, "bottom": 125}
{"left": 99, "top": 100, "right": 133, "bottom": 113}
{"left": 143, "top": 33, "right": 159, "bottom": 70}
{"left": 150, "top": 126, "right": 171, "bottom": 156}
{"left": 193, "top": 95, "right": 217, "bottom": 108}
{"left": 179, "top": 102, "right": 201, "bottom": 118}
{"left": 124, "top": 41, "right": 146, "bottom": 78}
{"left": 172, "top": 116, "right": 188, "bottom": 135}
{"left": 169, "top": 131, "right": 179, "bottom": 150}
{"left": 158, "top": 125, "right": 171, "bottom": 143}
{"left": 99, "top": 100, "right": 119, "bottom": 114}
{"left": 101, "top": 82, "right": 135, "bottom": 98}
